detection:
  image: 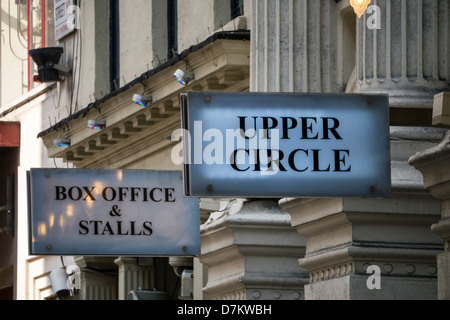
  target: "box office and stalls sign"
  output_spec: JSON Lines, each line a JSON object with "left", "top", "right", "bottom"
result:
{"left": 180, "top": 92, "right": 391, "bottom": 198}
{"left": 28, "top": 169, "right": 200, "bottom": 256}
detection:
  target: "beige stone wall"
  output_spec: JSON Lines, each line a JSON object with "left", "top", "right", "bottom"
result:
{"left": 0, "top": 1, "right": 28, "bottom": 109}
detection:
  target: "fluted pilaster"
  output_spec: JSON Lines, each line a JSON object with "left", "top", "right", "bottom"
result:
{"left": 251, "top": 0, "right": 338, "bottom": 93}
{"left": 354, "top": 0, "right": 450, "bottom": 108}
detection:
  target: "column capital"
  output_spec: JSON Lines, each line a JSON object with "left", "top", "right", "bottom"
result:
{"left": 199, "top": 199, "right": 308, "bottom": 300}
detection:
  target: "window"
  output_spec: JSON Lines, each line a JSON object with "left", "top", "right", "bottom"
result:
{"left": 230, "top": 0, "right": 244, "bottom": 20}
{"left": 167, "top": 0, "right": 178, "bottom": 59}
{"left": 110, "top": 0, "right": 120, "bottom": 92}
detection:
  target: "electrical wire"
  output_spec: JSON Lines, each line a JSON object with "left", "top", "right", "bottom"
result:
{"left": 16, "top": 0, "right": 28, "bottom": 49}
{"left": 7, "top": 0, "right": 27, "bottom": 61}
{"left": 71, "top": 0, "right": 82, "bottom": 114}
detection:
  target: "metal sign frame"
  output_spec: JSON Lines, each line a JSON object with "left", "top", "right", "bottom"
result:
{"left": 28, "top": 169, "right": 200, "bottom": 257}
{"left": 181, "top": 91, "right": 391, "bottom": 199}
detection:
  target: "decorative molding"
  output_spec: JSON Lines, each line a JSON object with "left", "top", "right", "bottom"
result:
{"left": 39, "top": 38, "right": 250, "bottom": 168}
{"left": 200, "top": 199, "right": 308, "bottom": 300}
{"left": 354, "top": 0, "right": 450, "bottom": 108}
{"left": 310, "top": 261, "right": 354, "bottom": 283}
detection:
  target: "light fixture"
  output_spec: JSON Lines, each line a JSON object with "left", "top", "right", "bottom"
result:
{"left": 54, "top": 138, "right": 71, "bottom": 148}
{"left": 132, "top": 94, "right": 152, "bottom": 107}
{"left": 174, "top": 69, "right": 194, "bottom": 86}
{"left": 350, "top": 0, "right": 371, "bottom": 18}
{"left": 49, "top": 268, "right": 71, "bottom": 299}
{"left": 88, "top": 120, "right": 106, "bottom": 130}
{"left": 29, "top": 47, "right": 72, "bottom": 82}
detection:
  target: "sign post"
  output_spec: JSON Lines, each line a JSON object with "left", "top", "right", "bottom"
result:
{"left": 28, "top": 169, "right": 200, "bottom": 256}
{"left": 180, "top": 92, "right": 391, "bottom": 198}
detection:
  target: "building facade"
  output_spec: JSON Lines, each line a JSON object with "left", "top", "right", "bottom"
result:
{"left": 0, "top": 0, "right": 449, "bottom": 300}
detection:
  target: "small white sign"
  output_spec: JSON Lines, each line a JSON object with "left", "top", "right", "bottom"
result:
{"left": 54, "top": 0, "right": 77, "bottom": 41}
{"left": 28, "top": 169, "right": 200, "bottom": 256}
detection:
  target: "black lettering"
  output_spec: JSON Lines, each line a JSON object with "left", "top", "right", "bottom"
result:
{"left": 301, "top": 117, "right": 319, "bottom": 140}
{"left": 281, "top": 117, "right": 298, "bottom": 140}
{"left": 83, "top": 187, "right": 96, "bottom": 201}
{"left": 143, "top": 188, "right": 149, "bottom": 202}
{"left": 130, "top": 221, "right": 142, "bottom": 236}
{"left": 91, "top": 220, "right": 102, "bottom": 235}
{"left": 102, "top": 187, "right": 116, "bottom": 201}
{"left": 79, "top": 220, "right": 89, "bottom": 235}
{"left": 69, "top": 186, "right": 83, "bottom": 201}
{"left": 288, "top": 149, "right": 309, "bottom": 172}
{"left": 254, "top": 149, "right": 287, "bottom": 172}
{"left": 262, "top": 117, "right": 278, "bottom": 139}
{"left": 254, "top": 149, "right": 261, "bottom": 172}
{"left": 56, "top": 186, "right": 67, "bottom": 201}
{"left": 334, "top": 150, "right": 351, "bottom": 172}
{"left": 312, "top": 149, "right": 331, "bottom": 172}
{"left": 268, "top": 149, "right": 287, "bottom": 172}
{"left": 239, "top": 116, "right": 258, "bottom": 139}
{"left": 102, "top": 221, "right": 114, "bottom": 235}
{"left": 150, "top": 188, "right": 163, "bottom": 202}
{"left": 117, "top": 221, "right": 129, "bottom": 235}
{"left": 130, "top": 188, "right": 141, "bottom": 202}
{"left": 118, "top": 187, "right": 129, "bottom": 201}
{"left": 143, "top": 222, "right": 153, "bottom": 236}
{"left": 322, "top": 117, "right": 343, "bottom": 140}
{"left": 165, "top": 188, "right": 176, "bottom": 202}
{"left": 79, "top": 220, "right": 155, "bottom": 237}
{"left": 231, "top": 149, "right": 250, "bottom": 172}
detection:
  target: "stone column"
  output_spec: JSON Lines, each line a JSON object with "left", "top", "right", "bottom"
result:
{"left": 410, "top": 130, "right": 450, "bottom": 300}
{"left": 200, "top": 199, "right": 308, "bottom": 300}
{"left": 198, "top": 0, "right": 329, "bottom": 300}
{"left": 353, "top": 0, "right": 450, "bottom": 108}
{"left": 74, "top": 257, "right": 118, "bottom": 300}
{"left": 114, "top": 257, "right": 154, "bottom": 300}
{"left": 280, "top": 127, "right": 446, "bottom": 300}
{"left": 251, "top": 0, "right": 338, "bottom": 93}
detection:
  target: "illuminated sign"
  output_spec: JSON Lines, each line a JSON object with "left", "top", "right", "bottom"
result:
{"left": 180, "top": 92, "right": 391, "bottom": 198}
{"left": 28, "top": 169, "right": 200, "bottom": 256}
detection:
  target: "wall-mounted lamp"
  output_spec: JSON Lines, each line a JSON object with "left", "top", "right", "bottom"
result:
{"left": 49, "top": 268, "right": 72, "bottom": 299}
{"left": 174, "top": 69, "right": 194, "bottom": 86}
{"left": 350, "top": 0, "right": 371, "bottom": 18}
{"left": 54, "top": 138, "right": 71, "bottom": 148}
{"left": 47, "top": 265, "right": 80, "bottom": 300}
{"left": 132, "top": 94, "right": 152, "bottom": 107}
{"left": 29, "top": 47, "right": 72, "bottom": 82}
{"left": 88, "top": 120, "right": 106, "bottom": 131}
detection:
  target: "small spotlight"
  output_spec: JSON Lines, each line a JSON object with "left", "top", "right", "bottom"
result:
{"left": 54, "top": 138, "right": 71, "bottom": 148}
{"left": 88, "top": 120, "right": 106, "bottom": 131}
{"left": 174, "top": 69, "right": 194, "bottom": 86}
{"left": 132, "top": 94, "right": 152, "bottom": 107}
{"left": 49, "top": 268, "right": 71, "bottom": 299}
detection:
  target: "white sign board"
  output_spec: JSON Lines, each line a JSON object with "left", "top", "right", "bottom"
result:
{"left": 54, "top": 0, "right": 77, "bottom": 41}
{"left": 28, "top": 169, "right": 200, "bottom": 256}
{"left": 180, "top": 92, "right": 391, "bottom": 198}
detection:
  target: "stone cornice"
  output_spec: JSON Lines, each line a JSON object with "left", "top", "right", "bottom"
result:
{"left": 38, "top": 32, "right": 250, "bottom": 168}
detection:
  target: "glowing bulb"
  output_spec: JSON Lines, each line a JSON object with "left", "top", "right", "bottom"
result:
{"left": 350, "top": 0, "right": 371, "bottom": 18}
